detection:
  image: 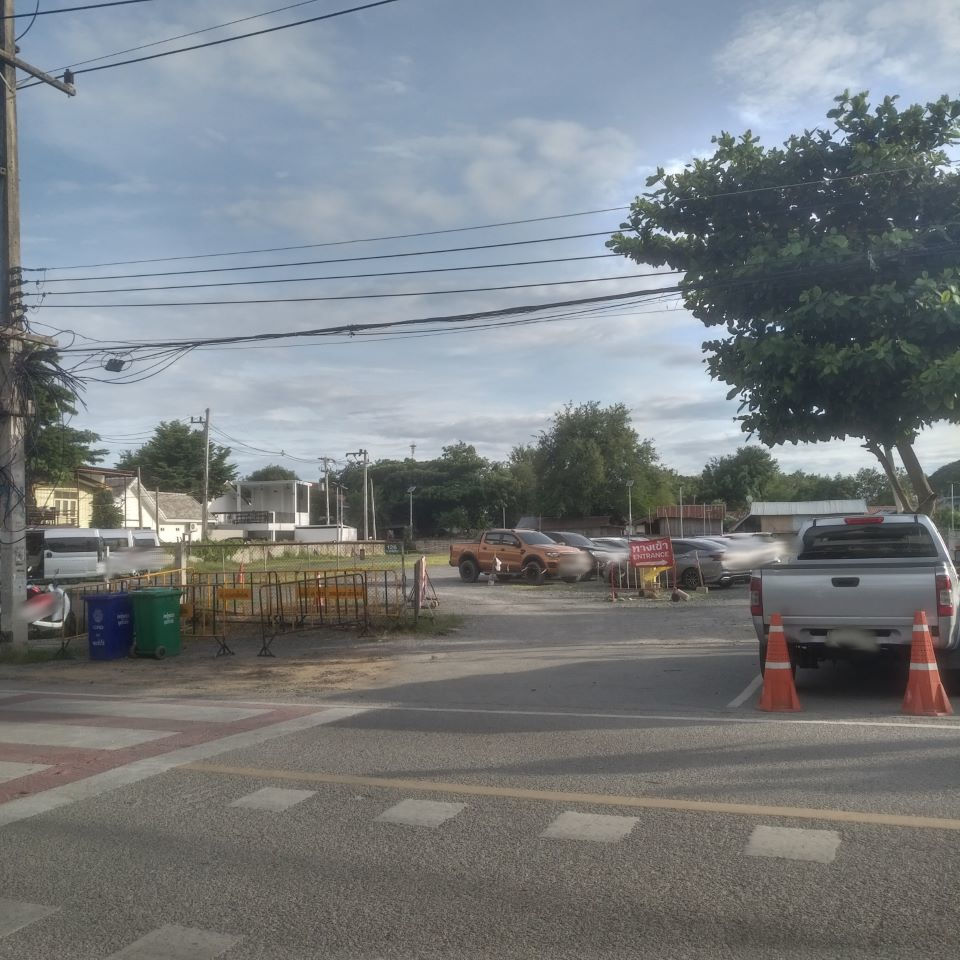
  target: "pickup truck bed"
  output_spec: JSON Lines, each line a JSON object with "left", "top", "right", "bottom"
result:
{"left": 750, "top": 515, "right": 959, "bottom": 669}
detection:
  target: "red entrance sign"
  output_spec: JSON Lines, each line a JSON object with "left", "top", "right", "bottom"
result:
{"left": 629, "top": 537, "right": 674, "bottom": 567}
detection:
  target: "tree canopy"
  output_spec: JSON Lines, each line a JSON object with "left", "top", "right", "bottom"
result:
{"left": 117, "top": 421, "right": 237, "bottom": 499}
{"left": 90, "top": 487, "right": 123, "bottom": 528}
{"left": 245, "top": 464, "right": 298, "bottom": 482}
{"left": 608, "top": 91, "right": 960, "bottom": 514}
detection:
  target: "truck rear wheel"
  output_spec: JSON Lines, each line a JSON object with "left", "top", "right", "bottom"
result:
{"left": 522, "top": 562, "right": 545, "bottom": 585}
{"left": 458, "top": 558, "right": 479, "bottom": 583}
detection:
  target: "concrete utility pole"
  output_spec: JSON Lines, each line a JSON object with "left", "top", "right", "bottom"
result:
{"left": 369, "top": 478, "right": 377, "bottom": 540}
{"left": 347, "top": 449, "right": 369, "bottom": 539}
{"left": 191, "top": 409, "right": 210, "bottom": 541}
{"left": 320, "top": 456, "right": 334, "bottom": 525}
{"left": 407, "top": 485, "right": 416, "bottom": 538}
{"left": 136, "top": 467, "right": 143, "bottom": 528}
{"left": 0, "top": 4, "right": 73, "bottom": 646}
{"left": 626, "top": 479, "right": 634, "bottom": 535}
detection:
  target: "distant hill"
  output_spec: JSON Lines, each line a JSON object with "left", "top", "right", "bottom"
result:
{"left": 930, "top": 459, "right": 960, "bottom": 494}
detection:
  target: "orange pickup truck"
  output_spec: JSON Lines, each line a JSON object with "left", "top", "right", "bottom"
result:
{"left": 449, "top": 528, "right": 591, "bottom": 585}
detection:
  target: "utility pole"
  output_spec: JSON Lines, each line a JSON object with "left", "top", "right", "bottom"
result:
{"left": 407, "top": 485, "right": 416, "bottom": 538}
{"left": 347, "top": 449, "right": 369, "bottom": 539}
{"left": 190, "top": 409, "right": 210, "bottom": 541}
{"left": 136, "top": 467, "right": 143, "bottom": 528}
{"left": 369, "top": 478, "right": 377, "bottom": 540}
{"left": 0, "top": 5, "right": 73, "bottom": 647}
{"left": 320, "top": 456, "right": 334, "bottom": 525}
{"left": 626, "top": 479, "right": 634, "bottom": 535}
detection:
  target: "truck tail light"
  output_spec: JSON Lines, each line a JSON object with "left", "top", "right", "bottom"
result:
{"left": 844, "top": 516, "right": 884, "bottom": 524}
{"left": 937, "top": 573, "right": 954, "bottom": 617}
{"left": 750, "top": 575, "right": 762, "bottom": 617}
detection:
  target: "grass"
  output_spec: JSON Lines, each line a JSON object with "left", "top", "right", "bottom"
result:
{"left": 0, "top": 645, "right": 74, "bottom": 664}
{"left": 368, "top": 612, "right": 465, "bottom": 638}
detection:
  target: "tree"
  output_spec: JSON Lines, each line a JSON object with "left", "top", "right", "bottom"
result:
{"left": 117, "top": 421, "right": 237, "bottom": 498}
{"left": 699, "top": 448, "right": 781, "bottom": 510}
{"left": 245, "top": 464, "right": 298, "bottom": 482}
{"left": 930, "top": 458, "right": 960, "bottom": 496}
{"left": 533, "top": 402, "right": 671, "bottom": 517}
{"left": 90, "top": 487, "right": 122, "bottom": 528}
{"left": 22, "top": 348, "right": 105, "bottom": 489}
{"left": 609, "top": 91, "right": 960, "bottom": 515}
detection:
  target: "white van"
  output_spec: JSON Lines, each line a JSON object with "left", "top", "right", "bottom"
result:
{"left": 41, "top": 529, "right": 107, "bottom": 581}
{"left": 100, "top": 529, "right": 134, "bottom": 552}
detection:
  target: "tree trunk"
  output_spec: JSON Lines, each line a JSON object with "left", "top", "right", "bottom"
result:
{"left": 895, "top": 438, "right": 937, "bottom": 516}
{"left": 865, "top": 441, "right": 914, "bottom": 512}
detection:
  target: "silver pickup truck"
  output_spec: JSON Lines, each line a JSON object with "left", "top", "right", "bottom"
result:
{"left": 750, "top": 514, "right": 959, "bottom": 671}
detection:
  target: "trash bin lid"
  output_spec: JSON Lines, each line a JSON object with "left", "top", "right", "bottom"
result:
{"left": 84, "top": 592, "right": 129, "bottom": 603}
{"left": 130, "top": 587, "right": 182, "bottom": 597}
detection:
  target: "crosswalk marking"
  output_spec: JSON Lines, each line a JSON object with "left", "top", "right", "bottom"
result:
{"left": 0, "top": 721, "right": 173, "bottom": 751}
{"left": 541, "top": 811, "right": 639, "bottom": 843}
{"left": 230, "top": 787, "right": 315, "bottom": 812}
{"left": 107, "top": 924, "right": 240, "bottom": 959}
{"left": 10, "top": 698, "right": 268, "bottom": 724}
{"left": 376, "top": 798, "right": 465, "bottom": 828}
{"left": 0, "top": 761, "right": 49, "bottom": 784}
{"left": 745, "top": 824, "right": 841, "bottom": 863}
{"left": 0, "top": 898, "right": 57, "bottom": 939}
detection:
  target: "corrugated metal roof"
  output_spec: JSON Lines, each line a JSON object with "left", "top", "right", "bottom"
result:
{"left": 747, "top": 499, "right": 867, "bottom": 516}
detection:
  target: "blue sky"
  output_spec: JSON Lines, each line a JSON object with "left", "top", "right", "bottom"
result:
{"left": 16, "top": 0, "right": 960, "bottom": 479}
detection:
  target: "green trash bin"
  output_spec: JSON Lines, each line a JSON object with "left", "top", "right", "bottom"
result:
{"left": 130, "top": 588, "right": 183, "bottom": 659}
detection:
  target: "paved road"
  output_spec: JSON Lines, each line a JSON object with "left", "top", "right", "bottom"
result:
{"left": 0, "top": 569, "right": 957, "bottom": 958}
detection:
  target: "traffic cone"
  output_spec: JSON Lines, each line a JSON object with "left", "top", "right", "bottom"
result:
{"left": 757, "top": 613, "right": 802, "bottom": 712}
{"left": 902, "top": 611, "right": 952, "bottom": 716}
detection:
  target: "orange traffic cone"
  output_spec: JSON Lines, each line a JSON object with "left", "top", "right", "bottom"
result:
{"left": 902, "top": 611, "right": 952, "bottom": 716}
{"left": 757, "top": 613, "right": 802, "bottom": 712}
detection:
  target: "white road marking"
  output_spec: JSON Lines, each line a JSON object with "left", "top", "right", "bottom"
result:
{"left": 727, "top": 674, "right": 764, "bottom": 709}
{"left": 323, "top": 700, "right": 960, "bottom": 731}
{"left": 0, "top": 761, "right": 49, "bottom": 783}
{"left": 0, "top": 898, "right": 58, "bottom": 938}
{"left": 376, "top": 798, "right": 465, "bottom": 828}
{"left": 230, "top": 787, "right": 315, "bottom": 812}
{"left": 542, "top": 810, "right": 639, "bottom": 843}
{"left": 0, "top": 722, "right": 173, "bottom": 751}
{"left": 745, "top": 824, "right": 841, "bottom": 863}
{"left": 107, "top": 924, "right": 239, "bottom": 959}
{"left": 10, "top": 698, "right": 268, "bottom": 723}
{"left": 0, "top": 706, "right": 366, "bottom": 829}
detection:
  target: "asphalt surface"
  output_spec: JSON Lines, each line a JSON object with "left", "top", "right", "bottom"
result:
{"left": 0, "top": 566, "right": 959, "bottom": 958}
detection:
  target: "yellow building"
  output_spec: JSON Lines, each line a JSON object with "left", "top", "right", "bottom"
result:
{"left": 30, "top": 466, "right": 137, "bottom": 528}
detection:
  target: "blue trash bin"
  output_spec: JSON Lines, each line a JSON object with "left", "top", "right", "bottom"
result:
{"left": 84, "top": 593, "right": 133, "bottom": 661}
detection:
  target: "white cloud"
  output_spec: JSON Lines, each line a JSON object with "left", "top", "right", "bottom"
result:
{"left": 716, "top": 0, "right": 960, "bottom": 123}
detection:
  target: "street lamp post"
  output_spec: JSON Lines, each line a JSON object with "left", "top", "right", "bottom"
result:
{"left": 626, "top": 479, "right": 635, "bottom": 534}
{"left": 407, "top": 485, "right": 416, "bottom": 540}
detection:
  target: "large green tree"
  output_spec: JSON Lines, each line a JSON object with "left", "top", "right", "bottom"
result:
{"left": 609, "top": 91, "right": 960, "bottom": 515}
{"left": 117, "top": 421, "right": 237, "bottom": 498}
{"left": 245, "top": 464, "right": 298, "bottom": 482}
{"left": 90, "top": 487, "right": 123, "bottom": 528}
{"left": 533, "top": 402, "right": 671, "bottom": 518}
{"left": 699, "top": 448, "right": 782, "bottom": 510}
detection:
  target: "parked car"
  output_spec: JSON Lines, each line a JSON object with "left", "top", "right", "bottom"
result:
{"left": 750, "top": 513, "right": 959, "bottom": 670}
{"left": 660, "top": 538, "right": 758, "bottom": 589}
{"left": 543, "top": 531, "right": 624, "bottom": 578}
{"left": 448, "top": 529, "right": 592, "bottom": 584}
{"left": 697, "top": 535, "right": 790, "bottom": 568}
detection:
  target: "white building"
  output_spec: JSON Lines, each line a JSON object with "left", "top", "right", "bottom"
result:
{"left": 732, "top": 500, "right": 868, "bottom": 535}
{"left": 209, "top": 479, "right": 312, "bottom": 541}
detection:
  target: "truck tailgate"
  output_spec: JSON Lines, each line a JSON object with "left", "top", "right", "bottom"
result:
{"left": 760, "top": 560, "right": 944, "bottom": 644}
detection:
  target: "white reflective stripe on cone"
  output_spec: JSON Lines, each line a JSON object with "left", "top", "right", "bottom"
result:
{"left": 909, "top": 662, "right": 940, "bottom": 671}
{"left": 765, "top": 661, "right": 792, "bottom": 669}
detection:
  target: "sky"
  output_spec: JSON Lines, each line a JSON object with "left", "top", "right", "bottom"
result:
{"left": 14, "top": 0, "right": 960, "bottom": 481}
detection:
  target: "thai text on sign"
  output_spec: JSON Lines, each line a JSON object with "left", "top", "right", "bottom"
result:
{"left": 629, "top": 537, "right": 674, "bottom": 567}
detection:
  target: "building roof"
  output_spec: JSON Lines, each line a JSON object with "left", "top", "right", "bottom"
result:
{"left": 746, "top": 499, "right": 867, "bottom": 516}
{"left": 654, "top": 505, "right": 726, "bottom": 519}
{"left": 156, "top": 492, "right": 202, "bottom": 522}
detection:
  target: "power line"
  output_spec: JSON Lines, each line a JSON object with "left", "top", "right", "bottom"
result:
{"left": 69, "top": 0, "right": 399, "bottom": 76}
{"left": 32, "top": 231, "right": 621, "bottom": 280}
{"left": 30, "top": 0, "right": 329, "bottom": 76}
{"left": 6, "top": 0, "right": 156, "bottom": 16}
{"left": 25, "top": 164, "right": 937, "bottom": 272}
{"left": 38, "top": 253, "right": 632, "bottom": 295}
{"left": 32, "top": 271, "right": 654, "bottom": 307}
{"left": 209, "top": 425, "right": 318, "bottom": 464}
{"left": 14, "top": 0, "right": 39, "bottom": 41}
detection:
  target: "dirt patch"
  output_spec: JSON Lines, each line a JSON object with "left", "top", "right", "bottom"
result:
{"left": 0, "top": 630, "right": 393, "bottom": 700}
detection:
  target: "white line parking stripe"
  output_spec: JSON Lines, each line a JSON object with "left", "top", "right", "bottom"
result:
{"left": 230, "top": 787, "right": 315, "bottom": 812}
{"left": 0, "top": 706, "right": 367, "bottom": 829}
{"left": 0, "top": 722, "right": 173, "bottom": 750}
{"left": 0, "top": 761, "right": 49, "bottom": 783}
{"left": 745, "top": 825, "right": 841, "bottom": 863}
{"left": 0, "top": 899, "right": 57, "bottom": 939}
{"left": 727, "top": 674, "right": 763, "bottom": 709}
{"left": 376, "top": 799, "right": 465, "bottom": 828}
{"left": 10, "top": 699, "right": 269, "bottom": 723}
{"left": 107, "top": 924, "right": 239, "bottom": 959}
{"left": 542, "top": 811, "right": 638, "bottom": 843}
